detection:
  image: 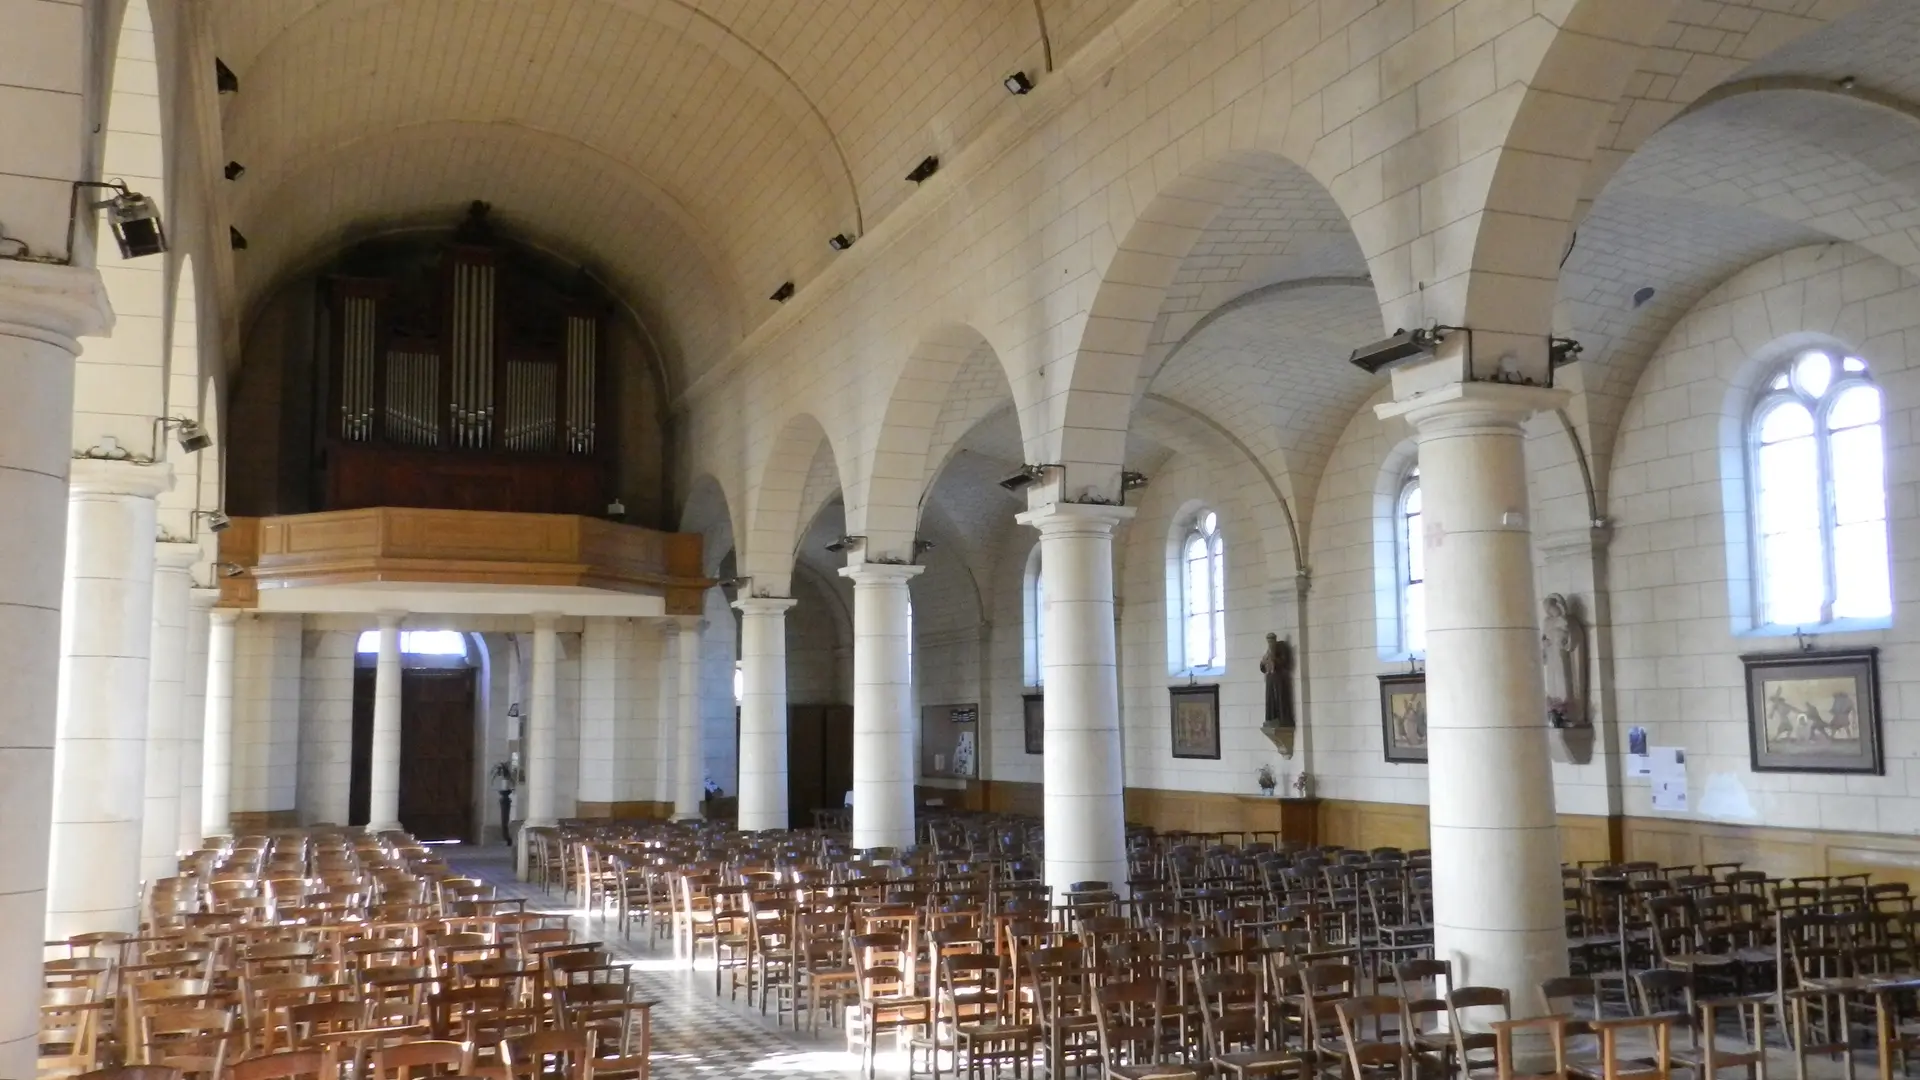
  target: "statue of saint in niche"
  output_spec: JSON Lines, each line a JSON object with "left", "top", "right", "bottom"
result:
{"left": 1259, "top": 633, "right": 1298, "bottom": 756}
{"left": 1542, "top": 593, "right": 1588, "bottom": 728}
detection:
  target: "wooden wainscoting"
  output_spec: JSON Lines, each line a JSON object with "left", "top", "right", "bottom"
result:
{"left": 574, "top": 801, "right": 674, "bottom": 820}
{"left": 1623, "top": 817, "right": 1920, "bottom": 889}
{"left": 229, "top": 810, "right": 300, "bottom": 831}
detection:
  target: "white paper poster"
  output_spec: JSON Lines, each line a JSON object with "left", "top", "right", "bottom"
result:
{"left": 1650, "top": 746, "right": 1688, "bottom": 812}
{"left": 1627, "top": 725, "right": 1652, "bottom": 778}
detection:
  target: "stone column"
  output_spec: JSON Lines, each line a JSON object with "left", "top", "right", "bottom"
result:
{"left": 366, "top": 612, "right": 404, "bottom": 833}
{"left": 0, "top": 261, "right": 112, "bottom": 1079}
{"left": 840, "top": 564, "right": 923, "bottom": 850}
{"left": 177, "top": 587, "right": 215, "bottom": 853}
{"left": 140, "top": 541, "right": 198, "bottom": 885}
{"left": 1014, "top": 503, "right": 1134, "bottom": 896}
{"left": 47, "top": 458, "right": 173, "bottom": 939}
{"left": 733, "top": 598, "right": 795, "bottom": 830}
{"left": 1376, "top": 383, "right": 1568, "bottom": 1006}
{"left": 673, "top": 616, "right": 705, "bottom": 820}
{"left": 518, "top": 614, "right": 559, "bottom": 877}
{"left": 200, "top": 610, "right": 238, "bottom": 837}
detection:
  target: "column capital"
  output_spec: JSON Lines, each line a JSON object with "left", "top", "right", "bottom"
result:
{"left": 674, "top": 614, "right": 709, "bottom": 635}
{"left": 1014, "top": 502, "right": 1136, "bottom": 536}
{"left": 209, "top": 608, "right": 240, "bottom": 626}
{"left": 188, "top": 586, "right": 220, "bottom": 610}
{"left": 733, "top": 596, "right": 798, "bottom": 616}
{"left": 1538, "top": 524, "right": 1612, "bottom": 562}
{"left": 69, "top": 457, "right": 173, "bottom": 498}
{"left": 1375, "top": 382, "right": 1568, "bottom": 434}
{"left": 154, "top": 540, "right": 201, "bottom": 571}
{"left": 532, "top": 611, "right": 561, "bottom": 631}
{"left": 375, "top": 610, "right": 406, "bottom": 630}
{"left": 837, "top": 563, "right": 925, "bottom": 587}
{"left": 0, "top": 260, "right": 113, "bottom": 351}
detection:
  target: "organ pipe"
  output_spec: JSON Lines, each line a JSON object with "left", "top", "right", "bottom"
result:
{"left": 340, "top": 296, "right": 377, "bottom": 441}
{"left": 449, "top": 260, "right": 496, "bottom": 448}
{"left": 565, "top": 315, "right": 596, "bottom": 455}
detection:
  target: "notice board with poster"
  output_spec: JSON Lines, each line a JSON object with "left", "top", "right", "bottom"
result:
{"left": 920, "top": 702, "right": 980, "bottom": 779}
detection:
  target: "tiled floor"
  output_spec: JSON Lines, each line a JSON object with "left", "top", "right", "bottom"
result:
{"left": 451, "top": 846, "right": 887, "bottom": 1079}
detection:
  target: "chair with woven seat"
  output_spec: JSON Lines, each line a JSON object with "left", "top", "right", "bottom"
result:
{"left": 501, "top": 1028, "right": 594, "bottom": 1080}
{"left": 851, "top": 932, "right": 932, "bottom": 1079}
{"left": 40, "top": 988, "right": 106, "bottom": 1080}
{"left": 228, "top": 1048, "right": 335, "bottom": 1080}
{"left": 369, "top": 1039, "right": 473, "bottom": 1079}
{"left": 1335, "top": 996, "right": 1411, "bottom": 1080}
{"left": 1091, "top": 980, "right": 1197, "bottom": 1080}
{"left": 1194, "top": 971, "right": 1299, "bottom": 1080}
{"left": 140, "top": 1007, "right": 233, "bottom": 1080}
{"left": 1447, "top": 987, "right": 1512, "bottom": 1080}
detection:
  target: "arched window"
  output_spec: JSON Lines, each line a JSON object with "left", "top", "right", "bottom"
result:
{"left": 1751, "top": 349, "right": 1890, "bottom": 628}
{"left": 355, "top": 629, "right": 469, "bottom": 657}
{"left": 1023, "top": 545, "right": 1044, "bottom": 687}
{"left": 1175, "top": 509, "right": 1226, "bottom": 674}
{"left": 1397, "top": 468, "right": 1425, "bottom": 656}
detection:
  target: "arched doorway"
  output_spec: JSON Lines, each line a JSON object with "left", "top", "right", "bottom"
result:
{"left": 347, "top": 629, "right": 480, "bottom": 840}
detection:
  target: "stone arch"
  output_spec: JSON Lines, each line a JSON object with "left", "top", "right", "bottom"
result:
{"left": 856, "top": 322, "right": 1009, "bottom": 561}
{"left": 1433, "top": 1, "right": 1680, "bottom": 359}
{"left": 679, "top": 473, "right": 742, "bottom": 580}
{"left": 1058, "top": 151, "right": 1369, "bottom": 503}
{"left": 742, "top": 412, "right": 846, "bottom": 595}
{"left": 75, "top": 0, "right": 170, "bottom": 456}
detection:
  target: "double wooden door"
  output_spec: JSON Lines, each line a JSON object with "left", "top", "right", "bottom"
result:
{"left": 349, "top": 666, "right": 476, "bottom": 841}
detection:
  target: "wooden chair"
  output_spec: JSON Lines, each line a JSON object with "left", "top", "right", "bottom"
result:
{"left": 74, "top": 1069, "right": 184, "bottom": 1080}
{"left": 501, "top": 1029, "right": 594, "bottom": 1080}
{"left": 228, "top": 1048, "right": 335, "bottom": 1080}
{"left": 1448, "top": 986, "right": 1512, "bottom": 1080}
{"left": 1573, "top": 1016, "right": 1676, "bottom": 1080}
{"left": 851, "top": 932, "right": 932, "bottom": 1079}
{"left": 369, "top": 1039, "right": 473, "bottom": 1080}
{"left": 1493, "top": 1016, "right": 1570, "bottom": 1080}
{"left": 141, "top": 1007, "right": 233, "bottom": 1080}
{"left": 1335, "top": 996, "right": 1411, "bottom": 1080}
{"left": 1090, "top": 980, "right": 1197, "bottom": 1080}
{"left": 1193, "top": 971, "right": 1298, "bottom": 1080}
{"left": 39, "top": 989, "right": 105, "bottom": 1080}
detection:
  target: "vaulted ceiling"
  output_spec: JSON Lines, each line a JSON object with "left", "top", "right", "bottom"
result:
{"left": 206, "top": 0, "right": 1133, "bottom": 387}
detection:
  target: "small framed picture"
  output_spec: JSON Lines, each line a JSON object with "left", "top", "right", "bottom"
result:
{"left": 1023, "top": 693, "right": 1044, "bottom": 755}
{"left": 1743, "top": 648, "right": 1882, "bottom": 775}
{"left": 1170, "top": 684, "right": 1221, "bottom": 759}
{"left": 1378, "top": 673, "right": 1428, "bottom": 764}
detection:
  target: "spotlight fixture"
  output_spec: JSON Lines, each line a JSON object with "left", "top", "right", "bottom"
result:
{"left": 75, "top": 181, "right": 167, "bottom": 259}
{"left": 824, "top": 534, "right": 867, "bottom": 554}
{"left": 716, "top": 575, "right": 752, "bottom": 591}
{"left": 224, "top": 161, "right": 246, "bottom": 180}
{"left": 1838, "top": 75, "right": 1858, "bottom": 91}
{"left": 1120, "top": 471, "right": 1150, "bottom": 491}
{"left": 998, "top": 463, "right": 1058, "bottom": 492}
{"left": 1631, "top": 286, "right": 1655, "bottom": 309}
{"left": 1549, "top": 336, "right": 1584, "bottom": 369}
{"left": 770, "top": 281, "right": 795, "bottom": 302}
{"left": 214, "top": 561, "right": 246, "bottom": 578}
{"left": 174, "top": 418, "right": 212, "bottom": 453}
{"left": 605, "top": 498, "right": 626, "bottom": 520}
{"left": 197, "top": 509, "right": 233, "bottom": 533}
{"left": 215, "top": 58, "right": 239, "bottom": 94}
{"left": 1003, "top": 70, "right": 1034, "bottom": 95}
{"left": 229, "top": 226, "right": 247, "bottom": 250}
{"left": 906, "top": 156, "right": 939, "bottom": 184}
{"left": 1348, "top": 326, "right": 1445, "bottom": 375}
{"left": 828, "top": 233, "right": 854, "bottom": 251}
{"left": 912, "top": 539, "right": 937, "bottom": 557}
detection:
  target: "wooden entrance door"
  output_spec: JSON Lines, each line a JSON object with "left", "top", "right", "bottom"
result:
{"left": 786, "top": 704, "right": 853, "bottom": 825}
{"left": 348, "top": 666, "right": 477, "bottom": 841}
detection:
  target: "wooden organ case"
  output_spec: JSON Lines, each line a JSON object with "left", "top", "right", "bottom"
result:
{"left": 319, "top": 221, "right": 613, "bottom": 516}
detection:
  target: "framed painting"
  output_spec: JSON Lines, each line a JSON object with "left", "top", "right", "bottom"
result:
{"left": 1023, "top": 693, "right": 1045, "bottom": 755}
{"left": 1743, "top": 648, "right": 1882, "bottom": 774}
{"left": 1378, "top": 673, "right": 1428, "bottom": 764}
{"left": 1170, "top": 684, "right": 1221, "bottom": 759}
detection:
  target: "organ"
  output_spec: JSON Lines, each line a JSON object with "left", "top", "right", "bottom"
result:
{"left": 318, "top": 203, "right": 612, "bottom": 515}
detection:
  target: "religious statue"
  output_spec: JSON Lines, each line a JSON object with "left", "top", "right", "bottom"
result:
{"left": 1542, "top": 593, "right": 1588, "bottom": 728}
{"left": 1259, "top": 633, "right": 1298, "bottom": 757}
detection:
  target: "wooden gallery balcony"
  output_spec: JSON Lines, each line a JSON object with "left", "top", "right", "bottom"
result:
{"left": 216, "top": 507, "right": 711, "bottom": 617}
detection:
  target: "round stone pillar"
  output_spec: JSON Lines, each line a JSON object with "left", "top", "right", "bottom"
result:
{"left": 673, "top": 616, "right": 706, "bottom": 820}
{"left": 366, "top": 612, "right": 405, "bottom": 833}
{"left": 200, "top": 610, "right": 238, "bottom": 838}
{"left": 0, "top": 261, "right": 112, "bottom": 1080}
{"left": 140, "top": 541, "right": 198, "bottom": 884}
{"left": 48, "top": 458, "right": 173, "bottom": 938}
{"left": 1014, "top": 503, "right": 1134, "bottom": 896}
{"left": 177, "top": 587, "right": 215, "bottom": 854}
{"left": 733, "top": 597, "right": 796, "bottom": 831}
{"left": 839, "top": 564, "right": 923, "bottom": 850}
{"left": 517, "top": 614, "right": 560, "bottom": 879}
{"left": 1376, "top": 383, "right": 1569, "bottom": 1007}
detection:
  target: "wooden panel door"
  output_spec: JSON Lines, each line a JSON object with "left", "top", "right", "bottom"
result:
{"left": 349, "top": 668, "right": 374, "bottom": 827}
{"left": 400, "top": 669, "right": 476, "bottom": 841}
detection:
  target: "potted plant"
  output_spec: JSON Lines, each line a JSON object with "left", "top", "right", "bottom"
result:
{"left": 1256, "top": 764, "right": 1277, "bottom": 796}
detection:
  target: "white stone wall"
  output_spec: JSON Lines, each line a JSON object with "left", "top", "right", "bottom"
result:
{"left": 578, "top": 617, "right": 669, "bottom": 807}
{"left": 296, "top": 629, "right": 355, "bottom": 826}
{"left": 701, "top": 590, "right": 738, "bottom": 795}
{"left": 1607, "top": 244, "right": 1920, "bottom": 834}
{"left": 230, "top": 613, "right": 301, "bottom": 817}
